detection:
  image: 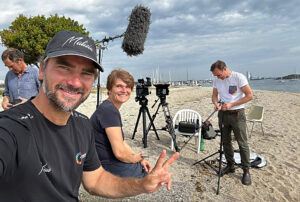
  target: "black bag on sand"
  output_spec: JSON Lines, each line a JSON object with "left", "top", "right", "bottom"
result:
{"left": 202, "top": 121, "right": 217, "bottom": 139}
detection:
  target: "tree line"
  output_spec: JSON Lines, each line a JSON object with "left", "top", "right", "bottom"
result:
{"left": 0, "top": 14, "right": 91, "bottom": 68}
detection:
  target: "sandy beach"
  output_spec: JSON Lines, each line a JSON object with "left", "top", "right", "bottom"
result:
{"left": 1, "top": 87, "right": 299, "bottom": 201}
{"left": 76, "top": 86, "right": 300, "bottom": 202}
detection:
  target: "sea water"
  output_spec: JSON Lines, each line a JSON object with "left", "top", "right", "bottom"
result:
{"left": 249, "top": 79, "right": 300, "bottom": 93}
{"left": 201, "top": 79, "right": 299, "bottom": 93}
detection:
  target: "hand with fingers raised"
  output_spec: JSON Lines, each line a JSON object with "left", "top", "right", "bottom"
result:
{"left": 141, "top": 150, "right": 179, "bottom": 193}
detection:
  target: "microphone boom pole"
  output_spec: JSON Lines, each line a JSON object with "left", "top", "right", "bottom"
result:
{"left": 95, "top": 5, "right": 151, "bottom": 108}
{"left": 95, "top": 34, "right": 124, "bottom": 108}
{"left": 96, "top": 44, "right": 104, "bottom": 109}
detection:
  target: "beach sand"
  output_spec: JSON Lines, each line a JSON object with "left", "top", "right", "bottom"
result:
{"left": 1, "top": 87, "right": 299, "bottom": 201}
{"left": 76, "top": 86, "right": 300, "bottom": 202}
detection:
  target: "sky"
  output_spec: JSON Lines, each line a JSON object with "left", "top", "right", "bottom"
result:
{"left": 0, "top": 0, "right": 300, "bottom": 83}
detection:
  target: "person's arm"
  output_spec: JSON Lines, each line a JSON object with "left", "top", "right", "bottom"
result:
{"left": 212, "top": 88, "right": 221, "bottom": 111}
{"left": 2, "top": 96, "right": 12, "bottom": 110}
{"left": 123, "top": 141, "right": 138, "bottom": 154}
{"left": 106, "top": 127, "right": 143, "bottom": 163}
{"left": 221, "top": 84, "right": 253, "bottom": 110}
{"left": 82, "top": 150, "right": 179, "bottom": 198}
{"left": 124, "top": 141, "right": 151, "bottom": 171}
{"left": 123, "top": 141, "right": 151, "bottom": 172}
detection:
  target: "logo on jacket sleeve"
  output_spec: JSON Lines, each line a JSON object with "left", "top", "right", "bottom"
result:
{"left": 76, "top": 152, "right": 87, "bottom": 165}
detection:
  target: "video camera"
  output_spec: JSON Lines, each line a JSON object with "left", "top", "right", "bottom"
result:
{"left": 154, "top": 84, "right": 169, "bottom": 98}
{"left": 135, "top": 77, "right": 152, "bottom": 100}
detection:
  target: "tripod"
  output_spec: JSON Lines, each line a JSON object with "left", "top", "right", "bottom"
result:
{"left": 193, "top": 106, "right": 225, "bottom": 195}
{"left": 147, "top": 96, "right": 180, "bottom": 152}
{"left": 132, "top": 96, "right": 160, "bottom": 148}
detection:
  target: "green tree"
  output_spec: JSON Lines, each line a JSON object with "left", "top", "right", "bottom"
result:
{"left": 0, "top": 14, "right": 90, "bottom": 67}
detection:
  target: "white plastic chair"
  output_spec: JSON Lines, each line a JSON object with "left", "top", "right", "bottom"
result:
{"left": 246, "top": 105, "right": 265, "bottom": 137}
{"left": 171, "top": 109, "right": 202, "bottom": 153}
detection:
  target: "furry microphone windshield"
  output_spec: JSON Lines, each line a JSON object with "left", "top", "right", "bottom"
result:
{"left": 122, "top": 5, "right": 151, "bottom": 56}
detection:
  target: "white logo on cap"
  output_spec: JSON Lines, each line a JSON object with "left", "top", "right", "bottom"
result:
{"left": 62, "top": 36, "right": 93, "bottom": 52}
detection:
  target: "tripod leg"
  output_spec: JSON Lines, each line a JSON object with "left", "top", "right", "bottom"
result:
{"left": 162, "top": 103, "right": 179, "bottom": 152}
{"left": 192, "top": 131, "right": 224, "bottom": 194}
{"left": 216, "top": 111, "right": 225, "bottom": 195}
{"left": 192, "top": 151, "right": 219, "bottom": 165}
{"left": 142, "top": 108, "right": 147, "bottom": 148}
{"left": 132, "top": 108, "right": 142, "bottom": 139}
{"left": 216, "top": 136, "right": 223, "bottom": 195}
{"left": 146, "top": 108, "right": 160, "bottom": 140}
{"left": 146, "top": 103, "right": 161, "bottom": 134}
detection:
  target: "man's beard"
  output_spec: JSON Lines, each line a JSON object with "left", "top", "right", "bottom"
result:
{"left": 42, "top": 78, "right": 90, "bottom": 112}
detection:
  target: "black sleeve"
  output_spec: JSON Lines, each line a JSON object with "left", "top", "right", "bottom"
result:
{"left": 0, "top": 127, "right": 17, "bottom": 178}
{"left": 98, "top": 104, "right": 121, "bottom": 128}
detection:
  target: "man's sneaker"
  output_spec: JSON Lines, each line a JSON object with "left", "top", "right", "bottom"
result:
{"left": 242, "top": 168, "right": 252, "bottom": 185}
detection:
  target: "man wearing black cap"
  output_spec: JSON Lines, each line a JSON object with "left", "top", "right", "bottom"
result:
{"left": 0, "top": 30, "right": 179, "bottom": 201}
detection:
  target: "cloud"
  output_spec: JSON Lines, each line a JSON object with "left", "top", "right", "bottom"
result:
{"left": 0, "top": 0, "right": 299, "bottom": 81}
{"left": 289, "top": 46, "right": 300, "bottom": 53}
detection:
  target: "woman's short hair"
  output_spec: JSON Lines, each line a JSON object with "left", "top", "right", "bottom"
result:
{"left": 106, "top": 69, "right": 134, "bottom": 91}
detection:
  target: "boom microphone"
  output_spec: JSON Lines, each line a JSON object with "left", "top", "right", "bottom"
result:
{"left": 122, "top": 5, "right": 151, "bottom": 56}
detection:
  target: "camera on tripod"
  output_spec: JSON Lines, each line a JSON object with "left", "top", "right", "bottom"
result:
{"left": 132, "top": 77, "right": 160, "bottom": 148}
{"left": 154, "top": 83, "right": 169, "bottom": 98}
{"left": 135, "top": 77, "right": 152, "bottom": 101}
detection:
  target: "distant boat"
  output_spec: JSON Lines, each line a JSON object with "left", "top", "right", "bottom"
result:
{"left": 279, "top": 77, "right": 285, "bottom": 82}
{"left": 250, "top": 76, "right": 263, "bottom": 80}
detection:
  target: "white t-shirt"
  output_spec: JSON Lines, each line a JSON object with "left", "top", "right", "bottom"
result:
{"left": 213, "top": 71, "right": 248, "bottom": 110}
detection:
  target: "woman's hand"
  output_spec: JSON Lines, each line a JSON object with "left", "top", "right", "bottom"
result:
{"left": 140, "top": 159, "right": 151, "bottom": 173}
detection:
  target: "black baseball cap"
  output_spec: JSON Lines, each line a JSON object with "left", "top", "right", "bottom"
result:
{"left": 44, "top": 30, "right": 103, "bottom": 72}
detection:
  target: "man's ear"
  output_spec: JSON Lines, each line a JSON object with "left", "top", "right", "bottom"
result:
{"left": 38, "top": 63, "right": 44, "bottom": 81}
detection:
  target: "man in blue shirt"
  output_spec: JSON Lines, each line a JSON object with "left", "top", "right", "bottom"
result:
{"left": 1, "top": 48, "right": 40, "bottom": 110}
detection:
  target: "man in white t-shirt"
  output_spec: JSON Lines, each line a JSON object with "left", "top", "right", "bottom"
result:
{"left": 211, "top": 60, "right": 253, "bottom": 185}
